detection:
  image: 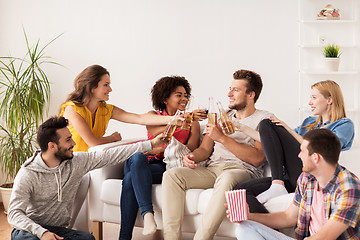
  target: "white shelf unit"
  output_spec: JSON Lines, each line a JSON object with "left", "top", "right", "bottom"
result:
{"left": 298, "top": 0, "right": 360, "bottom": 146}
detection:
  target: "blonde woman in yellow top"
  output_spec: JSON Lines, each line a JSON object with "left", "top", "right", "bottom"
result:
{"left": 60, "top": 65, "right": 172, "bottom": 228}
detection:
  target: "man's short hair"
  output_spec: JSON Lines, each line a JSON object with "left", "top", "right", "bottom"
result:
{"left": 37, "top": 116, "right": 69, "bottom": 152}
{"left": 303, "top": 129, "right": 341, "bottom": 165}
{"left": 233, "top": 69, "right": 263, "bottom": 103}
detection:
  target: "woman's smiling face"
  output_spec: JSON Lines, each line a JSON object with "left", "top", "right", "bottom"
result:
{"left": 308, "top": 87, "right": 331, "bottom": 116}
{"left": 91, "top": 74, "right": 112, "bottom": 102}
{"left": 164, "top": 86, "right": 189, "bottom": 114}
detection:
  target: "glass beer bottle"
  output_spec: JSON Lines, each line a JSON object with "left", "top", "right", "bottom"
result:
{"left": 161, "top": 109, "right": 182, "bottom": 143}
{"left": 216, "top": 101, "right": 235, "bottom": 135}
{"left": 181, "top": 97, "right": 193, "bottom": 131}
{"left": 208, "top": 97, "right": 217, "bottom": 125}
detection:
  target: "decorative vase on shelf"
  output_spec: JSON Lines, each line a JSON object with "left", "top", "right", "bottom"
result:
{"left": 317, "top": 4, "right": 340, "bottom": 20}
{"left": 323, "top": 44, "right": 341, "bottom": 72}
{"left": 324, "top": 58, "right": 340, "bottom": 71}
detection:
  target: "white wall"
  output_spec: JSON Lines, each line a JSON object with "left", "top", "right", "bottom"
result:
{"left": 1, "top": 0, "right": 359, "bottom": 189}
{"left": 0, "top": 0, "right": 299, "bottom": 140}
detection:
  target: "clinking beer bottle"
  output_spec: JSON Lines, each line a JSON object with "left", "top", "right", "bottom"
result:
{"left": 161, "top": 110, "right": 182, "bottom": 143}
{"left": 208, "top": 97, "right": 217, "bottom": 125}
{"left": 181, "top": 112, "right": 193, "bottom": 131}
{"left": 216, "top": 101, "right": 235, "bottom": 135}
{"left": 181, "top": 97, "right": 193, "bottom": 131}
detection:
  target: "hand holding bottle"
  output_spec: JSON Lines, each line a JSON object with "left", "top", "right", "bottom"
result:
{"left": 206, "top": 123, "right": 225, "bottom": 143}
{"left": 217, "top": 101, "right": 235, "bottom": 135}
{"left": 193, "top": 104, "right": 208, "bottom": 121}
{"left": 162, "top": 110, "right": 182, "bottom": 143}
{"left": 150, "top": 133, "right": 166, "bottom": 148}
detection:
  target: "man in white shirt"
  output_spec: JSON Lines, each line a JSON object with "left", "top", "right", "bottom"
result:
{"left": 162, "top": 69, "right": 273, "bottom": 240}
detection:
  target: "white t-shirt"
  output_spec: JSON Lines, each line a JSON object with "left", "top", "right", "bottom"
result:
{"left": 206, "top": 109, "right": 273, "bottom": 177}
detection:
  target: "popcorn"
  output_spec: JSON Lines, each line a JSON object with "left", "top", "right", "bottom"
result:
{"left": 225, "top": 189, "right": 247, "bottom": 222}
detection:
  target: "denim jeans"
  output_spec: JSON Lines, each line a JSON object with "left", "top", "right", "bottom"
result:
{"left": 119, "top": 153, "right": 166, "bottom": 240}
{"left": 235, "top": 221, "right": 295, "bottom": 240}
{"left": 11, "top": 226, "right": 95, "bottom": 240}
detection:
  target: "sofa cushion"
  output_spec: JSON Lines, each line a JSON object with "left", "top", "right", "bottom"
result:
{"left": 197, "top": 189, "right": 213, "bottom": 214}
{"left": 264, "top": 193, "right": 295, "bottom": 212}
{"left": 264, "top": 193, "right": 296, "bottom": 238}
{"left": 100, "top": 178, "right": 296, "bottom": 217}
{"left": 101, "top": 179, "right": 122, "bottom": 205}
{"left": 101, "top": 180, "right": 205, "bottom": 216}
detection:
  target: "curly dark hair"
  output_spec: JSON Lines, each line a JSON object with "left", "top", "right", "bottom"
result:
{"left": 233, "top": 69, "right": 263, "bottom": 103}
{"left": 151, "top": 76, "right": 191, "bottom": 111}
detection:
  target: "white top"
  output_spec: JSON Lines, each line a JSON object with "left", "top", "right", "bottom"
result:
{"left": 207, "top": 109, "right": 273, "bottom": 177}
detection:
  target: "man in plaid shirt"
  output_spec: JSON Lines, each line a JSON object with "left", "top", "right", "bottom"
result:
{"left": 229, "top": 128, "right": 360, "bottom": 240}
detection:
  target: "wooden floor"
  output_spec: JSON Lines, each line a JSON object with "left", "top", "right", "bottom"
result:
{"left": 0, "top": 205, "right": 11, "bottom": 240}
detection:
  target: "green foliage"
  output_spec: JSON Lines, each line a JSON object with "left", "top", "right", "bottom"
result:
{"left": 323, "top": 44, "right": 342, "bottom": 58}
{"left": 0, "top": 29, "right": 62, "bottom": 181}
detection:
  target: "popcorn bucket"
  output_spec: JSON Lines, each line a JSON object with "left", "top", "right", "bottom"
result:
{"left": 225, "top": 189, "right": 247, "bottom": 222}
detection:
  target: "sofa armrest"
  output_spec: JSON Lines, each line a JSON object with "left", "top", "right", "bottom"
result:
{"left": 88, "top": 138, "right": 145, "bottom": 222}
{"left": 88, "top": 138, "right": 145, "bottom": 152}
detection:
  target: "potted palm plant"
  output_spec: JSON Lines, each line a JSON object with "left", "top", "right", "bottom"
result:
{"left": 323, "top": 43, "right": 342, "bottom": 71}
{"left": 0, "top": 30, "right": 61, "bottom": 214}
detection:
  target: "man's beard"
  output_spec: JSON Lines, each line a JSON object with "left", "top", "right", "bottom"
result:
{"left": 229, "top": 101, "right": 247, "bottom": 111}
{"left": 55, "top": 146, "right": 73, "bottom": 162}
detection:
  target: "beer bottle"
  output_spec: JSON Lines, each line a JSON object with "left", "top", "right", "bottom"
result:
{"left": 208, "top": 97, "right": 218, "bottom": 125}
{"left": 161, "top": 110, "right": 182, "bottom": 143}
{"left": 216, "top": 101, "right": 235, "bottom": 135}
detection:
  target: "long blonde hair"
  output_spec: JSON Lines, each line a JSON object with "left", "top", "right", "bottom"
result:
{"left": 306, "top": 80, "right": 346, "bottom": 130}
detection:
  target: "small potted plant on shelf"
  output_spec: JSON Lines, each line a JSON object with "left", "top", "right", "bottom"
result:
{"left": 323, "top": 43, "right": 342, "bottom": 71}
{"left": 0, "top": 30, "right": 61, "bottom": 214}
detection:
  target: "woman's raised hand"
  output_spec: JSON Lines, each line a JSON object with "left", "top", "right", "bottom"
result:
{"left": 269, "top": 116, "right": 288, "bottom": 128}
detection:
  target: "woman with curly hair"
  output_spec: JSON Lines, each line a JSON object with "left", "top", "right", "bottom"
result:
{"left": 119, "top": 76, "right": 200, "bottom": 240}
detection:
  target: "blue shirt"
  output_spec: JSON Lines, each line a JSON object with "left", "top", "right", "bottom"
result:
{"left": 294, "top": 116, "right": 354, "bottom": 151}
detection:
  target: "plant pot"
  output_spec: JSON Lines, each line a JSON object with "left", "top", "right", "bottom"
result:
{"left": 0, "top": 183, "right": 13, "bottom": 214}
{"left": 324, "top": 57, "right": 340, "bottom": 71}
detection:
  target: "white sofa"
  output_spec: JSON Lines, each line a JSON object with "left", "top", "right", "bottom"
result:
{"left": 87, "top": 139, "right": 360, "bottom": 240}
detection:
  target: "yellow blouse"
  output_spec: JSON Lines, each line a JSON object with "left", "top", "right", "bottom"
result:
{"left": 60, "top": 101, "right": 114, "bottom": 152}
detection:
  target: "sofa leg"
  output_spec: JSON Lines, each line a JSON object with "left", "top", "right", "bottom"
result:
{"left": 92, "top": 221, "right": 103, "bottom": 240}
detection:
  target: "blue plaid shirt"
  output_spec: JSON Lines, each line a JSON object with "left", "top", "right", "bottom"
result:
{"left": 293, "top": 165, "right": 360, "bottom": 239}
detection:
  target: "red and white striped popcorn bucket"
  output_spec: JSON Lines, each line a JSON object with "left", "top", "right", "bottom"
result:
{"left": 225, "top": 189, "right": 247, "bottom": 222}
